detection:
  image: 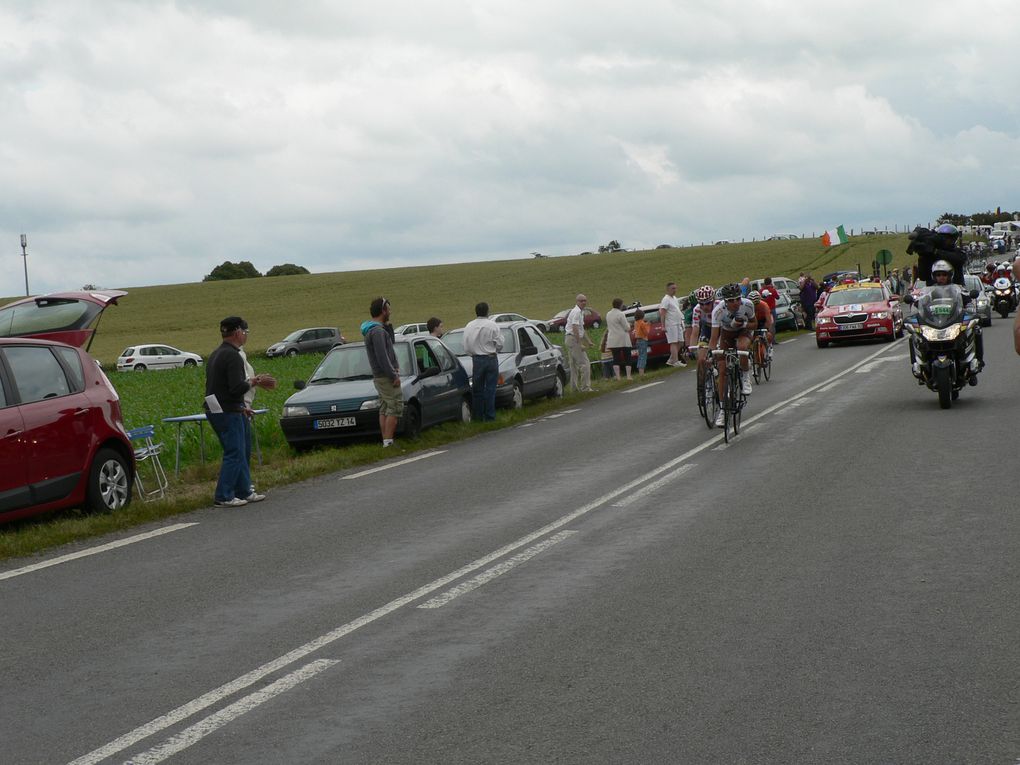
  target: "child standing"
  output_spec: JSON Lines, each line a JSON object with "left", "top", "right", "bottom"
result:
{"left": 633, "top": 309, "right": 650, "bottom": 375}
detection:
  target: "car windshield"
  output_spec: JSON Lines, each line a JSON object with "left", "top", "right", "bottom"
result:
{"left": 120, "top": 347, "right": 134, "bottom": 357}
{"left": 281, "top": 330, "right": 304, "bottom": 342}
{"left": 308, "top": 344, "right": 412, "bottom": 383}
{"left": 826, "top": 288, "right": 885, "bottom": 306}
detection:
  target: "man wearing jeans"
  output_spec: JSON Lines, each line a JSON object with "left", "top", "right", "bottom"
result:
{"left": 205, "top": 316, "right": 274, "bottom": 507}
{"left": 564, "top": 293, "right": 595, "bottom": 391}
{"left": 463, "top": 302, "right": 503, "bottom": 421}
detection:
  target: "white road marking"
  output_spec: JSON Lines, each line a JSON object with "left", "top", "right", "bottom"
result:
{"left": 855, "top": 355, "right": 907, "bottom": 374}
{"left": 818, "top": 379, "right": 844, "bottom": 392}
{"left": 123, "top": 660, "right": 339, "bottom": 765}
{"left": 71, "top": 339, "right": 907, "bottom": 765}
{"left": 612, "top": 464, "right": 696, "bottom": 507}
{"left": 417, "top": 531, "right": 578, "bottom": 609}
{"left": 779, "top": 338, "right": 798, "bottom": 344}
{"left": 342, "top": 451, "right": 446, "bottom": 480}
{"left": 621, "top": 381, "right": 664, "bottom": 394}
{"left": 0, "top": 524, "right": 198, "bottom": 583}
{"left": 542, "top": 408, "right": 581, "bottom": 420}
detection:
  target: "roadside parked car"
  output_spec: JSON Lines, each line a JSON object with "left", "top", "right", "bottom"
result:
{"left": 1, "top": 336, "right": 134, "bottom": 523}
{"left": 279, "top": 337, "right": 471, "bottom": 448}
{"left": 0, "top": 290, "right": 127, "bottom": 350}
{"left": 442, "top": 322, "right": 567, "bottom": 407}
{"left": 393, "top": 323, "right": 431, "bottom": 337}
{"left": 623, "top": 303, "right": 670, "bottom": 364}
{"left": 815, "top": 281, "right": 903, "bottom": 348}
{"left": 490, "top": 313, "right": 549, "bottom": 332}
{"left": 774, "top": 293, "right": 804, "bottom": 332}
{"left": 749, "top": 276, "right": 801, "bottom": 304}
{"left": 546, "top": 307, "right": 602, "bottom": 332}
{"left": 265, "top": 327, "right": 343, "bottom": 357}
{"left": 116, "top": 344, "right": 202, "bottom": 372}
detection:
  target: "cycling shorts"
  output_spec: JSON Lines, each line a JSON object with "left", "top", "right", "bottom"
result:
{"left": 718, "top": 328, "right": 751, "bottom": 351}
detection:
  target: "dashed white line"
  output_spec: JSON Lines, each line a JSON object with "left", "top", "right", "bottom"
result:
{"left": 342, "top": 451, "right": 446, "bottom": 479}
{"left": 542, "top": 408, "right": 581, "bottom": 420}
{"left": 612, "top": 464, "right": 696, "bottom": 507}
{"left": 417, "top": 531, "right": 578, "bottom": 609}
{"left": 621, "top": 381, "right": 665, "bottom": 394}
{"left": 779, "top": 338, "right": 799, "bottom": 344}
{"left": 0, "top": 524, "right": 199, "bottom": 583}
{"left": 123, "top": 660, "right": 339, "bottom": 765}
{"left": 818, "top": 379, "right": 845, "bottom": 393}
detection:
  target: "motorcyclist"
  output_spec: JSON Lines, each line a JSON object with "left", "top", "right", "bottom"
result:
{"left": 906, "top": 260, "right": 984, "bottom": 377}
{"left": 908, "top": 223, "right": 966, "bottom": 286}
{"left": 983, "top": 261, "right": 997, "bottom": 285}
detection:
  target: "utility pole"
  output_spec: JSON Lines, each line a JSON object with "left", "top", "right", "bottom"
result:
{"left": 20, "top": 234, "right": 29, "bottom": 296}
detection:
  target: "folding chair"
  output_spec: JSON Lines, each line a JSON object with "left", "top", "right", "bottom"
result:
{"left": 127, "top": 425, "right": 169, "bottom": 501}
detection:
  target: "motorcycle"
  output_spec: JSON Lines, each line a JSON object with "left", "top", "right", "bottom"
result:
{"left": 991, "top": 276, "right": 1018, "bottom": 318}
{"left": 904, "top": 286, "right": 983, "bottom": 409}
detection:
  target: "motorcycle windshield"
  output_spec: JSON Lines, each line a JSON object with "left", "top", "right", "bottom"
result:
{"left": 917, "top": 286, "right": 964, "bottom": 329}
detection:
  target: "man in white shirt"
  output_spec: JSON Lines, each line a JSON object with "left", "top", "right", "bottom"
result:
{"left": 660, "top": 281, "right": 687, "bottom": 367}
{"left": 564, "top": 293, "right": 595, "bottom": 392}
{"left": 462, "top": 302, "right": 504, "bottom": 421}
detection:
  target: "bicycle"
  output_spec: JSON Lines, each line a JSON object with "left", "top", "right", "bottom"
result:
{"left": 695, "top": 347, "right": 719, "bottom": 429}
{"left": 749, "top": 329, "right": 772, "bottom": 384}
{"left": 712, "top": 348, "right": 750, "bottom": 443}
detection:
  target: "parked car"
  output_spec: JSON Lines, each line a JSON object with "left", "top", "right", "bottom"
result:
{"left": 442, "top": 322, "right": 567, "bottom": 408}
{"left": 815, "top": 281, "right": 903, "bottom": 348}
{"left": 0, "top": 290, "right": 127, "bottom": 351}
{"left": 116, "top": 344, "right": 202, "bottom": 372}
{"left": 265, "top": 327, "right": 344, "bottom": 357}
{"left": 393, "top": 323, "right": 431, "bottom": 337}
{"left": 1, "top": 336, "right": 134, "bottom": 523}
{"left": 546, "top": 307, "right": 602, "bottom": 333}
{"left": 964, "top": 274, "right": 993, "bottom": 327}
{"left": 774, "top": 293, "right": 804, "bottom": 332}
{"left": 767, "top": 233, "right": 798, "bottom": 240}
{"left": 622, "top": 303, "right": 670, "bottom": 364}
{"left": 749, "top": 276, "right": 801, "bottom": 304}
{"left": 279, "top": 337, "right": 471, "bottom": 448}
{"left": 489, "top": 313, "right": 548, "bottom": 332}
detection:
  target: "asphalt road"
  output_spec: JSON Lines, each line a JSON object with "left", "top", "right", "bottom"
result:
{"left": 2, "top": 319, "right": 1019, "bottom": 764}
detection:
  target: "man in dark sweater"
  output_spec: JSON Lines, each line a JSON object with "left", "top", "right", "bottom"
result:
{"left": 360, "top": 297, "right": 403, "bottom": 447}
{"left": 205, "top": 316, "right": 275, "bottom": 507}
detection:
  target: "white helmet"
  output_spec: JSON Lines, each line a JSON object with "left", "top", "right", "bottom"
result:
{"left": 931, "top": 259, "right": 953, "bottom": 276}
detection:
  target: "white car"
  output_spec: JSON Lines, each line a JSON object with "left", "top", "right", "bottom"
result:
{"left": 393, "top": 323, "right": 431, "bottom": 337}
{"left": 117, "top": 344, "right": 203, "bottom": 371}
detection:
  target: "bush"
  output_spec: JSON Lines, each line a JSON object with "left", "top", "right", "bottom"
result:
{"left": 266, "top": 264, "right": 311, "bottom": 277}
{"left": 203, "top": 261, "right": 262, "bottom": 281}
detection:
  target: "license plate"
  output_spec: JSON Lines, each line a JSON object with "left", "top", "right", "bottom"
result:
{"left": 313, "top": 416, "right": 357, "bottom": 430}
{"left": 839, "top": 323, "right": 864, "bottom": 330}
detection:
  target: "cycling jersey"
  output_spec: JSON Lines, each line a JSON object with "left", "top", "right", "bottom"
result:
{"left": 692, "top": 301, "right": 719, "bottom": 342}
{"left": 711, "top": 299, "right": 755, "bottom": 332}
{"left": 754, "top": 301, "right": 771, "bottom": 327}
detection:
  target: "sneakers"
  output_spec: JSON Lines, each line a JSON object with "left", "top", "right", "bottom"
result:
{"left": 677, "top": 356, "right": 688, "bottom": 367}
{"left": 741, "top": 372, "right": 753, "bottom": 395}
{"left": 215, "top": 497, "right": 248, "bottom": 507}
{"left": 714, "top": 410, "right": 725, "bottom": 427}
{"left": 244, "top": 492, "right": 267, "bottom": 503}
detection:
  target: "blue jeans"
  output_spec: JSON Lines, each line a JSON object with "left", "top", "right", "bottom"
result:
{"left": 472, "top": 354, "right": 499, "bottom": 421}
{"left": 207, "top": 411, "right": 252, "bottom": 502}
{"left": 636, "top": 338, "right": 648, "bottom": 370}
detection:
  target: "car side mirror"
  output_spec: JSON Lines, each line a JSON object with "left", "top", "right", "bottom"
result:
{"left": 294, "top": 380, "right": 306, "bottom": 390}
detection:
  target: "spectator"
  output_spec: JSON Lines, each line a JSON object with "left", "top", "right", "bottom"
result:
{"left": 204, "top": 316, "right": 275, "bottom": 507}
{"left": 660, "top": 282, "right": 687, "bottom": 367}
{"left": 564, "top": 293, "right": 595, "bottom": 392}
{"left": 798, "top": 272, "right": 806, "bottom": 289}
{"left": 633, "top": 308, "right": 650, "bottom": 376}
{"left": 238, "top": 347, "right": 276, "bottom": 496}
{"left": 902, "top": 265, "right": 913, "bottom": 287}
{"left": 463, "top": 302, "right": 503, "bottom": 421}
{"left": 884, "top": 268, "right": 904, "bottom": 297}
{"left": 800, "top": 274, "right": 818, "bottom": 330}
{"left": 760, "top": 277, "right": 780, "bottom": 318}
{"left": 361, "top": 297, "right": 403, "bottom": 447}
{"left": 426, "top": 317, "right": 444, "bottom": 337}
{"left": 602, "top": 297, "right": 633, "bottom": 380}
{"left": 740, "top": 277, "right": 751, "bottom": 297}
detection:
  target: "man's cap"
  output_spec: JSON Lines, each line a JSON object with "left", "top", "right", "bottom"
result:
{"left": 220, "top": 316, "right": 248, "bottom": 333}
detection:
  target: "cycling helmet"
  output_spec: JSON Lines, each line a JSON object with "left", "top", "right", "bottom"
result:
{"left": 694, "top": 284, "right": 715, "bottom": 302}
{"left": 931, "top": 259, "right": 954, "bottom": 276}
{"left": 747, "top": 290, "right": 762, "bottom": 303}
{"left": 720, "top": 283, "right": 742, "bottom": 300}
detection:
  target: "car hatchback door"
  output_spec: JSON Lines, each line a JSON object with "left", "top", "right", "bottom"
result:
{"left": 0, "top": 372, "right": 28, "bottom": 513}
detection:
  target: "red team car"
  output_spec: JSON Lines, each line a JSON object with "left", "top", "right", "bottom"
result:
{"left": 815, "top": 281, "right": 904, "bottom": 348}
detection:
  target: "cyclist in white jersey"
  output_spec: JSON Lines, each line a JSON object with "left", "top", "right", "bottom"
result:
{"left": 709, "top": 283, "right": 757, "bottom": 425}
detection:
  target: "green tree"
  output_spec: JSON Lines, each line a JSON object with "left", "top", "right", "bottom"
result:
{"left": 265, "top": 263, "right": 311, "bottom": 277}
{"left": 203, "top": 261, "right": 262, "bottom": 281}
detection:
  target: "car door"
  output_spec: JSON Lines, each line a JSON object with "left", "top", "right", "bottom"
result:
{"left": 524, "top": 326, "right": 556, "bottom": 392}
{"left": 297, "top": 330, "right": 318, "bottom": 354}
{"left": 159, "top": 346, "right": 180, "bottom": 369}
{"left": 3, "top": 345, "right": 91, "bottom": 505}
{"left": 0, "top": 364, "right": 28, "bottom": 514}
{"left": 411, "top": 340, "right": 448, "bottom": 425}
{"left": 515, "top": 327, "right": 541, "bottom": 396}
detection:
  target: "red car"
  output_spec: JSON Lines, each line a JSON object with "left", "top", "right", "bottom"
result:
{"left": 624, "top": 303, "right": 671, "bottom": 363}
{"left": 0, "top": 289, "right": 127, "bottom": 350}
{"left": 0, "top": 292, "right": 134, "bottom": 523}
{"left": 546, "top": 307, "right": 602, "bottom": 333}
{"left": 815, "top": 281, "right": 904, "bottom": 348}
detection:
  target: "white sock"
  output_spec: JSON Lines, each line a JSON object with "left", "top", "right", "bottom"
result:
{"left": 382, "top": 438, "right": 394, "bottom": 447}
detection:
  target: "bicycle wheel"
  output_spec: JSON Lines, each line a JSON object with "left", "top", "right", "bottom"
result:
{"left": 696, "top": 363, "right": 707, "bottom": 419}
{"left": 750, "top": 337, "right": 762, "bottom": 384}
{"left": 729, "top": 365, "right": 742, "bottom": 436}
{"left": 762, "top": 346, "right": 772, "bottom": 382}
{"left": 704, "top": 367, "right": 719, "bottom": 429}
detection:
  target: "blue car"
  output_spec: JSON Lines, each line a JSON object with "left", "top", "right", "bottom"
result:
{"left": 279, "top": 337, "right": 471, "bottom": 448}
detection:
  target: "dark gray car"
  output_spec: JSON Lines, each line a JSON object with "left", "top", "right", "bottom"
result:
{"left": 265, "top": 327, "right": 343, "bottom": 357}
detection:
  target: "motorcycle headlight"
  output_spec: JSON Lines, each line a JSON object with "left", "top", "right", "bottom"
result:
{"left": 283, "top": 405, "right": 309, "bottom": 417}
{"left": 360, "top": 398, "right": 381, "bottom": 410}
{"left": 919, "top": 324, "right": 963, "bottom": 342}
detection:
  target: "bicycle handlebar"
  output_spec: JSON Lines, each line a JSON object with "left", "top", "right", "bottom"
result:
{"left": 711, "top": 349, "right": 750, "bottom": 357}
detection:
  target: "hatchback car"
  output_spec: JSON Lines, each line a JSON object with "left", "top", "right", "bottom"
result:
{"left": 279, "top": 337, "right": 471, "bottom": 448}
{"left": 441, "top": 322, "right": 567, "bottom": 408}
{"left": 265, "top": 327, "right": 343, "bottom": 357}
{"left": 489, "top": 313, "right": 548, "bottom": 332}
{"left": 774, "top": 293, "right": 805, "bottom": 332}
{"left": 964, "top": 274, "right": 993, "bottom": 327}
{"left": 546, "top": 307, "right": 602, "bottom": 332}
{"left": 116, "top": 344, "right": 203, "bottom": 372}
{"left": 393, "top": 323, "right": 431, "bottom": 337}
{"left": 622, "top": 303, "right": 671, "bottom": 364}
{"left": 1, "top": 337, "right": 134, "bottom": 523}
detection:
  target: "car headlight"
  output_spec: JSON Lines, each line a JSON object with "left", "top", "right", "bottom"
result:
{"left": 872, "top": 312, "right": 890, "bottom": 320}
{"left": 360, "top": 398, "right": 381, "bottom": 410}
{"left": 817, "top": 316, "right": 833, "bottom": 325}
{"left": 283, "top": 405, "right": 309, "bottom": 417}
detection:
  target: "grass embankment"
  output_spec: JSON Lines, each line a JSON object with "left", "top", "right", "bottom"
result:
{"left": 0, "top": 235, "right": 903, "bottom": 558}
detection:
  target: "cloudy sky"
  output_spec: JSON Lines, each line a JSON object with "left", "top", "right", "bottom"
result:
{"left": 2, "top": 0, "right": 1018, "bottom": 296}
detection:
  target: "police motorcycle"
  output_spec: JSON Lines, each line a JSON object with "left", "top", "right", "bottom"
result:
{"left": 991, "top": 275, "right": 1017, "bottom": 318}
{"left": 903, "top": 263, "right": 983, "bottom": 409}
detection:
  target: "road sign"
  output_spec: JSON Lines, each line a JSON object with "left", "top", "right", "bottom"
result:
{"left": 876, "top": 249, "right": 893, "bottom": 266}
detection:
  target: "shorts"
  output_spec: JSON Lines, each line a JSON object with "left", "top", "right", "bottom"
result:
{"left": 373, "top": 377, "right": 404, "bottom": 417}
{"left": 665, "top": 324, "right": 684, "bottom": 344}
{"left": 698, "top": 322, "right": 712, "bottom": 343}
{"left": 718, "top": 328, "right": 751, "bottom": 350}
{"left": 609, "top": 347, "right": 631, "bottom": 367}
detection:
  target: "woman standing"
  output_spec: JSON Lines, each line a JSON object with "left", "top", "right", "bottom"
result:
{"left": 603, "top": 297, "right": 633, "bottom": 380}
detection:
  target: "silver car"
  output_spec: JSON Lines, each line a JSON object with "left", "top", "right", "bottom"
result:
{"left": 964, "top": 274, "right": 992, "bottom": 327}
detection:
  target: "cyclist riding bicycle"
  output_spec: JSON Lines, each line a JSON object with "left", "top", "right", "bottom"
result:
{"left": 687, "top": 284, "right": 718, "bottom": 367}
{"left": 709, "top": 283, "right": 757, "bottom": 427}
{"left": 747, "top": 290, "right": 776, "bottom": 357}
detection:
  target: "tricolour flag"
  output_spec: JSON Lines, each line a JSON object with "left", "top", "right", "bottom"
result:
{"left": 821, "top": 225, "right": 848, "bottom": 247}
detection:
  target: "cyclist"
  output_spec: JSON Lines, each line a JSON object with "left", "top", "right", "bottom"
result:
{"left": 709, "top": 283, "right": 757, "bottom": 427}
{"left": 687, "top": 284, "right": 718, "bottom": 366}
{"left": 747, "top": 290, "right": 776, "bottom": 360}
